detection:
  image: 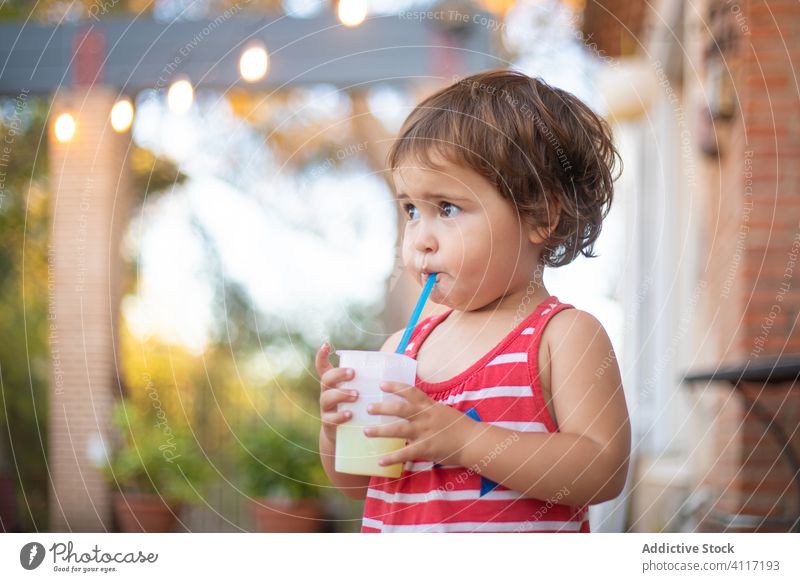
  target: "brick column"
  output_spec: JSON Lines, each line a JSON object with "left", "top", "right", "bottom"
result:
{"left": 689, "top": 0, "right": 800, "bottom": 532}
{"left": 47, "top": 85, "right": 131, "bottom": 531}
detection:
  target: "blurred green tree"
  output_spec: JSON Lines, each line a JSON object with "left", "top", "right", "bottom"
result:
{"left": 0, "top": 97, "right": 51, "bottom": 532}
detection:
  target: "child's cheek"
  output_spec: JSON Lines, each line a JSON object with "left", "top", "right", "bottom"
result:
{"left": 400, "top": 239, "right": 414, "bottom": 272}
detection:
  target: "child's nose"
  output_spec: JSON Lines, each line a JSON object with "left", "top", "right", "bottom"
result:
{"left": 412, "top": 220, "right": 438, "bottom": 253}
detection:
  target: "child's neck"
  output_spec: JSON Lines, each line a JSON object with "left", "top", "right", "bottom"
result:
{"left": 454, "top": 284, "right": 552, "bottom": 324}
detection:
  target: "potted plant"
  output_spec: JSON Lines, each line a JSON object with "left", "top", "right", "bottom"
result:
{"left": 239, "top": 415, "right": 329, "bottom": 532}
{"left": 104, "top": 399, "right": 212, "bottom": 532}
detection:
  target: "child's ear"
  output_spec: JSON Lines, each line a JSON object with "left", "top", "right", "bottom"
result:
{"left": 526, "top": 199, "right": 561, "bottom": 245}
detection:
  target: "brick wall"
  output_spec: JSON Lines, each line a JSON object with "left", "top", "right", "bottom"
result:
{"left": 690, "top": 0, "right": 800, "bottom": 532}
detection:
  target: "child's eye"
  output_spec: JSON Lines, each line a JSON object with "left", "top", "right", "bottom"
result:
{"left": 440, "top": 202, "right": 461, "bottom": 218}
{"left": 401, "top": 201, "right": 461, "bottom": 220}
{"left": 403, "top": 203, "right": 419, "bottom": 220}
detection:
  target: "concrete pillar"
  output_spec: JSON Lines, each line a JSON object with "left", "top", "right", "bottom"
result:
{"left": 47, "top": 85, "right": 131, "bottom": 531}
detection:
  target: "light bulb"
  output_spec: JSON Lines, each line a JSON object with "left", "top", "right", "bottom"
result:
{"left": 239, "top": 43, "right": 269, "bottom": 83}
{"left": 337, "top": 0, "right": 367, "bottom": 28}
{"left": 168, "top": 78, "right": 194, "bottom": 113}
{"left": 110, "top": 99, "right": 134, "bottom": 132}
{"left": 54, "top": 113, "right": 76, "bottom": 143}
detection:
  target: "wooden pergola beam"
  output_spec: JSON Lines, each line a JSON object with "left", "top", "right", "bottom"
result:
{"left": 0, "top": 13, "right": 495, "bottom": 95}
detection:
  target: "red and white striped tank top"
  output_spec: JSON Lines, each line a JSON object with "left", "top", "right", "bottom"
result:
{"left": 361, "top": 295, "right": 590, "bottom": 533}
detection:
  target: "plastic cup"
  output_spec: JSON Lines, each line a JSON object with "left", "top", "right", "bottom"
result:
{"left": 334, "top": 350, "right": 416, "bottom": 478}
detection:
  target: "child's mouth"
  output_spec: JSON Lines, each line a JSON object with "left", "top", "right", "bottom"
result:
{"left": 420, "top": 271, "right": 442, "bottom": 285}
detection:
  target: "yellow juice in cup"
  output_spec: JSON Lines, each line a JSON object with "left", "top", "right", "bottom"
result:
{"left": 334, "top": 350, "right": 416, "bottom": 478}
{"left": 335, "top": 424, "right": 405, "bottom": 478}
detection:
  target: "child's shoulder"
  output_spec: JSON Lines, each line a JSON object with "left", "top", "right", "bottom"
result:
{"left": 542, "top": 307, "right": 609, "bottom": 352}
{"left": 541, "top": 307, "right": 619, "bottom": 393}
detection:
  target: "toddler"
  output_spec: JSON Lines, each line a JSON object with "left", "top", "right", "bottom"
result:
{"left": 316, "top": 69, "right": 630, "bottom": 533}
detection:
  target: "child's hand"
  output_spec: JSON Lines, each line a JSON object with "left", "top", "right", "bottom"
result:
{"left": 315, "top": 341, "right": 358, "bottom": 444}
{"left": 364, "top": 381, "right": 473, "bottom": 467}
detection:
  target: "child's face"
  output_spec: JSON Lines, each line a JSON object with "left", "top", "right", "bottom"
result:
{"left": 393, "top": 152, "right": 545, "bottom": 312}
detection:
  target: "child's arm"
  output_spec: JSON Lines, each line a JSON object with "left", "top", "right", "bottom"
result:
{"left": 317, "top": 328, "right": 407, "bottom": 500}
{"left": 455, "top": 309, "right": 631, "bottom": 506}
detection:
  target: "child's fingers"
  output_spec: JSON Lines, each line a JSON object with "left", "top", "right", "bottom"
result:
{"left": 363, "top": 419, "right": 411, "bottom": 439}
{"left": 320, "top": 367, "right": 354, "bottom": 392}
{"left": 320, "top": 385, "right": 358, "bottom": 413}
{"left": 366, "top": 399, "right": 411, "bottom": 419}
{"left": 322, "top": 409, "right": 352, "bottom": 427}
{"left": 315, "top": 340, "right": 333, "bottom": 377}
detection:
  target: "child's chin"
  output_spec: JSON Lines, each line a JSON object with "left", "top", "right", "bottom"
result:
{"left": 429, "top": 286, "right": 451, "bottom": 306}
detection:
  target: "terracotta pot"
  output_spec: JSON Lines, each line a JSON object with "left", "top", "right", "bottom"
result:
{"left": 250, "top": 497, "right": 325, "bottom": 532}
{"left": 113, "top": 491, "right": 181, "bottom": 532}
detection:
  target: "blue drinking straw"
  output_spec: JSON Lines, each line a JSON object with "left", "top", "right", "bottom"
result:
{"left": 396, "top": 272, "right": 437, "bottom": 354}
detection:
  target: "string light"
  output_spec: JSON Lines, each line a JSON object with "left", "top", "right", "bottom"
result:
{"left": 168, "top": 77, "right": 194, "bottom": 113}
{"left": 239, "top": 42, "right": 269, "bottom": 83}
{"left": 54, "top": 113, "right": 76, "bottom": 143}
{"left": 110, "top": 98, "right": 135, "bottom": 132}
{"left": 337, "top": 0, "right": 367, "bottom": 27}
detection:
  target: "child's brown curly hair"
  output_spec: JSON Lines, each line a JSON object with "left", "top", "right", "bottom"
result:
{"left": 387, "top": 69, "right": 622, "bottom": 268}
